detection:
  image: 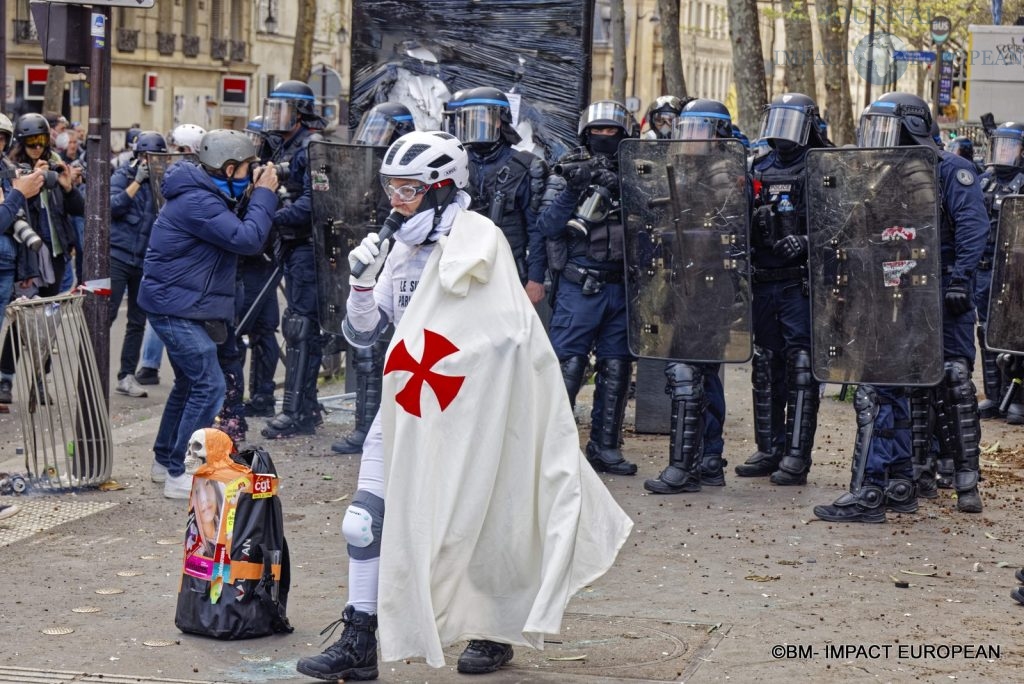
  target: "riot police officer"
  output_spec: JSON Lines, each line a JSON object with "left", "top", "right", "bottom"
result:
{"left": 443, "top": 87, "right": 547, "bottom": 304}
{"left": 537, "top": 100, "right": 638, "bottom": 476}
{"left": 864, "top": 93, "right": 986, "bottom": 514}
{"left": 976, "top": 122, "right": 1024, "bottom": 423}
{"left": 330, "top": 102, "right": 416, "bottom": 456}
{"left": 734, "top": 93, "right": 831, "bottom": 486}
{"left": 644, "top": 98, "right": 739, "bottom": 494}
{"left": 259, "top": 80, "right": 326, "bottom": 439}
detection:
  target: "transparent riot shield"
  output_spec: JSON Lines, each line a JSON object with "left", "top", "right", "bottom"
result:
{"left": 308, "top": 141, "right": 388, "bottom": 334}
{"left": 987, "top": 194, "right": 1024, "bottom": 353}
{"left": 806, "top": 147, "right": 943, "bottom": 385}
{"left": 619, "top": 138, "right": 752, "bottom": 362}
{"left": 147, "top": 152, "right": 198, "bottom": 210}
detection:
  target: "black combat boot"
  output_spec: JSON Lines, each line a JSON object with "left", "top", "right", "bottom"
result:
{"left": 585, "top": 359, "right": 637, "bottom": 476}
{"left": 457, "top": 640, "right": 514, "bottom": 674}
{"left": 735, "top": 346, "right": 781, "bottom": 477}
{"left": 295, "top": 606, "right": 378, "bottom": 681}
{"left": 884, "top": 478, "right": 919, "bottom": 514}
{"left": 813, "top": 485, "right": 886, "bottom": 523}
{"left": 771, "top": 349, "right": 818, "bottom": 486}
{"left": 700, "top": 453, "right": 727, "bottom": 486}
{"left": 645, "top": 368, "right": 703, "bottom": 494}
{"left": 941, "top": 359, "right": 983, "bottom": 513}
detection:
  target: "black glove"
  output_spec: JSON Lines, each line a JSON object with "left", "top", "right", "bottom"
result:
{"left": 944, "top": 281, "right": 973, "bottom": 316}
{"left": 591, "top": 168, "right": 618, "bottom": 190}
{"left": 772, "top": 234, "right": 808, "bottom": 260}
{"left": 565, "top": 163, "right": 593, "bottom": 194}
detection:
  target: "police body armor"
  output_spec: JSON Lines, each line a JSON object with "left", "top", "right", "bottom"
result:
{"left": 468, "top": 148, "right": 535, "bottom": 282}
{"left": 307, "top": 141, "right": 388, "bottom": 335}
{"left": 804, "top": 146, "right": 943, "bottom": 386}
{"left": 272, "top": 127, "right": 321, "bottom": 242}
{"left": 618, "top": 138, "right": 752, "bottom": 362}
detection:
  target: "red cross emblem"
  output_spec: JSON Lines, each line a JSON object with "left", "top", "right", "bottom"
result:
{"left": 384, "top": 329, "right": 466, "bottom": 417}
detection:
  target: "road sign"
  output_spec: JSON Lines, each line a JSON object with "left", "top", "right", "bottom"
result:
{"left": 308, "top": 64, "right": 343, "bottom": 100}
{"left": 893, "top": 50, "right": 936, "bottom": 63}
{"left": 938, "top": 53, "right": 954, "bottom": 106}
{"left": 931, "top": 15, "right": 951, "bottom": 44}
{"left": 45, "top": 0, "right": 155, "bottom": 7}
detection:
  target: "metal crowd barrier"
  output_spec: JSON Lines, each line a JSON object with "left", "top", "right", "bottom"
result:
{"left": 1, "top": 293, "right": 112, "bottom": 491}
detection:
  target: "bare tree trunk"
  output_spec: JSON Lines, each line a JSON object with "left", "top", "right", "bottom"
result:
{"left": 725, "top": 0, "right": 767, "bottom": 135}
{"left": 658, "top": 0, "right": 687, "bottom": 98}
{"left": 44, "top": 65, "right": 66, "bottom": 117}
{"left": 610, "top": 0, "right": 627, "bottom": 103}
{"left": 290, "top": 0, "right": 317, "bottom": 81}
{"left": 817, "top": 0, "right": 855, "bottom": 144}
{"left": 781, "top": 0, "right": 816, "bottom": 98}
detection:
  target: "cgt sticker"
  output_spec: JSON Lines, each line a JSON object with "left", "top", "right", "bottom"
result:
{"left": 882, "top": 260, "right": 917, "bottom": 287}
{"left": 311, "top": 170, "right": 330, "bottom": 192}
{"left": 881, "top": 225, "right": 917, "bottom": 241}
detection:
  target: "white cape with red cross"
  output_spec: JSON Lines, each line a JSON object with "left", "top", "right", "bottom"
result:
{"left": 376, "top": 208, "right": 634, "bottom": 668}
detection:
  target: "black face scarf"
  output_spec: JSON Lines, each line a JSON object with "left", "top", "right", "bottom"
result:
{"left": 588, "top": 130, "right": 625, "bottom": 157}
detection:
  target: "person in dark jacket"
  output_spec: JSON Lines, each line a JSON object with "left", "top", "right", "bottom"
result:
{"left": 109, "top": 130, "right": 167, "bottom": 399}
{"left": 139, "top": 129, "right": 279, "bottom": 499}
{"left": 0, "top": 113, "right": 84, "bottom": 405}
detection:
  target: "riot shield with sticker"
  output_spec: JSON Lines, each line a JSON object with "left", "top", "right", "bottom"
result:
{"left": 619, "top": 138, "right": 752, "bottom": 363}
{"left": 147, "top": 152, "right": 199, "bottom": 210}
{"left": 805, "top": 147, "right": 943, "bottom": 385}
{"left": 987, "top": 194, "right": 1024, "bottom": 354}
{"left": 308, "top": 141, "right": 388, "bottom": 335}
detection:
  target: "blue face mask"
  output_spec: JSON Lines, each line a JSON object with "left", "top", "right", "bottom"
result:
{"left": 211, "top": 175, "right": 250, "bottom": 198}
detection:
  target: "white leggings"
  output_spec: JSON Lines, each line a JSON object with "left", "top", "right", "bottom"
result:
{"left": 347, "top": 410, "right": 385, "bottom": 614}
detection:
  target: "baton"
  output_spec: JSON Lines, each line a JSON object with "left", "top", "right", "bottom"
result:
{"left": 237, "top": 264, "right": 282, "bottom": 337}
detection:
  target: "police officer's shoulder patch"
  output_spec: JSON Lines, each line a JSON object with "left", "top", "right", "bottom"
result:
{"left": 956, "top": 168, "right": 975, "bottom": 186}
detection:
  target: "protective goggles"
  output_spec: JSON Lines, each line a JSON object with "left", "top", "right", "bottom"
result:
{"left": 988, "top": 131, "right": 1024, "bottom": 167}
{"left": 22, "top": 134, "right": 49, "bottom": 149}
{"left": 444, "top": 102, "right": 504, "bottom": 145}
{"left": 759, "top": 106, "right": 810, "bottom": 146}
{"left": 674, "top": 112, "right": 731, "bottom": 140}
{"left": 649, "top": 112, "right": 678, "bottom": 133}
{"left": 381, "top": 178, "right": 428, "bottom": 202}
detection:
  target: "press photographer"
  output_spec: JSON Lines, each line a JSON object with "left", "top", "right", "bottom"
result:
{"left": 0, "top": 114, "right": 45, "bottom": 327}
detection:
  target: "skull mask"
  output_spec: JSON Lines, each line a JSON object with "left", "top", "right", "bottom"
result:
{"left": 184, "top": 429, "right": 210, "bottom": 474}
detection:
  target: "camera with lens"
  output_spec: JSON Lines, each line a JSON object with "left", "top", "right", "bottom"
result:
{"left": 8, "top": 209, "right": 42, "bottom": 252}
{"left": 17, "top": 163, "right": 61, "bottom": 190}
{"left": 70, "top": 159, "right": 85, "bottom": 182}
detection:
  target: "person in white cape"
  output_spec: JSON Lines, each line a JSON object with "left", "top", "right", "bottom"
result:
{"left": 295, "top": 131, "right": 633, "bottom": 681}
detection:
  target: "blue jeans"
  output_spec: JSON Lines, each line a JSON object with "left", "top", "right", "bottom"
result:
{"left": 140, "top": 322, "right": 164, "bottom": 370}
{"left": 149, "top": 315, "right": 225, "bottom": 477}
{"left": 108, "top": 258, "right": 146, "bottom": 378}
{"left": 0, "top": 234, "right": 16, "bottom": 330}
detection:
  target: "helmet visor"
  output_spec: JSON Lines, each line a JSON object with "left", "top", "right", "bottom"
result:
{"left": 262, "top": 100, "right": 299, "bottom": 133}
{"left": 857, "top": 114, "right": 902, "bottom": 148}
{"left": 353, "top": 110, "right": 409, "bottom": 146}
{"left": 759, "top": 106, "right": 810, "bottom": 145}
{"left": 580, "top": 101, "right": 632, "bottom": 134}
{"left": 988, "top": 133, "right": 1024, "bottom": 167}
{"left": 444, "top": 104, "right": 502, "bottom": 145}
{"left": 674, "top": 113, "right": 729, "bottom": 140}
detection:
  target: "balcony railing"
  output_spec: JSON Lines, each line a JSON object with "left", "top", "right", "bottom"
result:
{"left": 116, "top": 28, "right": 139, "bottom": 53}
{"left": 211, "top": 38, "right": 228, "bottom": 61}
{"left": 13, "top": 19, "right": 38, "bottom": 44}
{"left": 157, "top": 32, "right": 176, "bottom": 56}
{"left": 230, "top": 40, "right": 247, "bottom": 63}
{"left": 182, "top": 35, "right": 200, "bottom": 58}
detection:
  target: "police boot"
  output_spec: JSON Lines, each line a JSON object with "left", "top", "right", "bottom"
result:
{"left": 700, "top": 453, "right": 727, "bottom": 486}
{"left": 771, "top": 349, "right": 818, "bottom": 486}
{"left": 812, "top": 485, "right": 886, "bottom": 523}
{"left": 645, "top": 365, "right": 703, "bottom": 494}
{"left": 559, "top": 355, "right": 588, "bottom": 410}
{"left": 457, "top": 640, "right": 514, "bottom": 675}
{"left": 1015, "top": 567, "right": 1024, "bottom": 584}
{"left": 245, "top": 393, "right": 276, "bottom": 418}
{"left": 1006, "top": 401, "right": 1024, "bottom": 426}
{"left": 262, "top": 313, "right": 317, "bottom": 439}
{"left": 910, "top": 388, "right": 938, "bottom": 499}
{"left": 295, "top": 606, "right": 378, "bottom": 681}
{"left": 942, "top": 359, "right": 983, "bottom": 513}
{"left": 586, "top": 358, "right": 637, "bottom": 476}
{"left": 1012, "top": 587, "right": 1024, "bottom": 606}
{"left": 735, "top": 346, "right": 781, "bottom": 477}
{"left": 884, "top": 478, "right": 919, "bottom": 514}
{"left": 977, "top": 328, "right": 1004, "bottom": 419}
{"left": 332, "top": 340, "right": 387, "bottom": 454}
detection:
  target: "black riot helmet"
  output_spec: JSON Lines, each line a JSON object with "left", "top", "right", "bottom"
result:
{"left": 134, "top": 131, "right": 168, "bottom": 154}
{"left": 14, "top": 112, "right": 50, "bottom": 142}
{"left": 986, "top": 122, "right": 1024, "bottom": 170}
{"left": 858, "top": 92, "right": 935, "bottom": 148}
{"left": 674, "top": 98, "right": 733, "bottom": 140}
{"left": 444, "top": 87, "right": 520, "bottom": 147}
{"left": 262, "top": 80, "right": 318, "bottom": 133}
{"left": 644, "top": 95, "right": 688, "bottom": 139}
{"left": 947, "top": 137, "right": 975, "bottom": 160}
{"left": 354, "top": 102, "right": 416, "bottom": 147}
{"left": 758, "top": 92, "right": 826, "bottom": 150}
{"left": 578, "top": 100, "right": 638, "bottom": 157}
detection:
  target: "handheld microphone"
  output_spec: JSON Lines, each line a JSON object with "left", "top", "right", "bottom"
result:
{"left": 350, "top": 211, "right": 405, "bottom": 278}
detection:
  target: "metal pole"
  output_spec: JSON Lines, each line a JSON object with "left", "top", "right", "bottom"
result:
{"left": 84, "top": 8, "right": 111, "bottom": 404}
{"left": 864, "top": 3, "right": 876, "bottom": 109}
{"left": 932, "top": 49, "right": 942, "bottom": 120}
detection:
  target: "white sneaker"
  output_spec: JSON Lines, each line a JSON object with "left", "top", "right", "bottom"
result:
{"left": 0, "top": 503, "right": 20, "bottom": 521}
{"left": 163, "top": 472, "right": 193, "bottom": 499}
{"left": 116, "top": 374, "right": 148, "bottom": 398}
{"left": 150, "top": 462, "right": 168, "bottom": 483}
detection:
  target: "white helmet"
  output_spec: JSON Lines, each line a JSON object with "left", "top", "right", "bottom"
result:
{"left": 170, "top": 123, "right": 206, "bottom": 152}
{"left": 0, "top": 114, "right": 12, "bottom": 153}
{"left": 380, "top": 130, "right": 469, "bottom": 189}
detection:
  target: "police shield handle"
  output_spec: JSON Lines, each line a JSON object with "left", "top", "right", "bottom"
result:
{"left": 350, "top": 211, "right": 405, "bottom": 279}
